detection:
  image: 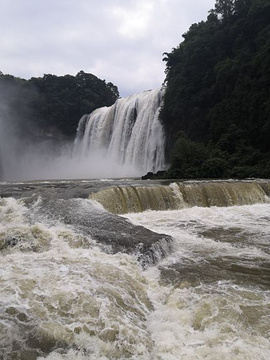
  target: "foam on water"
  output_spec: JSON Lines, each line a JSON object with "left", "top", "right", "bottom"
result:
{"left": 0, "top": 198, "right": 154, "bottom": 359}
{"left": 125, "top": 204, "right": 270, "bottom": 359}
{"left": 146, "top": 278, "right": 270, "bottom": 360}
{"left": 0, "top": 196, "right": 270, "bottom": 359}
{"left": 125, "top": 204, "right": 270, "bottom": 259}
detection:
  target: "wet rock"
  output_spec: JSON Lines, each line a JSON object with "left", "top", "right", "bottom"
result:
{"left": 31, "top": 198, "right": 173, "bottom": 268}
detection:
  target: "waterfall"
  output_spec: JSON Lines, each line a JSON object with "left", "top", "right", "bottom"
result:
{"left": 73, "top": 88, "right": 167, "bottom": 176}
{"left": 89, "top": 180, "right": 270, "bottom": 214}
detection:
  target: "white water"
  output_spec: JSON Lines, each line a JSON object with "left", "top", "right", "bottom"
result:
{"left": 73, "top": 88, "right": 167, "bottom": 176}
{"left": 125, "top": 204, "right": 270, "bottom": 360}
{"left": 1, "top": 191, "right": 270, "bottom": 359}
{"left": 1, "top": 89, "right": 166, "bottom": 181}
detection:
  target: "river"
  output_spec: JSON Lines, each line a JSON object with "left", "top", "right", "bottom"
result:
{"left": 0, "top": 179, "right": 269, "bottom": 359}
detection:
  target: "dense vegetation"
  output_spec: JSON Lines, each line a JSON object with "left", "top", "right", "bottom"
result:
{"left": 0, "top": 71, "right": 119, "bottom": 138}
{"left": 161, "top": 0, "right": 270, "bottom": 179}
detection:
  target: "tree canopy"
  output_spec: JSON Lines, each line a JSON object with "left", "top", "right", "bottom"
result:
{"left": 161, "top": 0, "right": 270, "bottom": 179}
{"left": 0, "top": 71, "right": 119, "bottom": 138}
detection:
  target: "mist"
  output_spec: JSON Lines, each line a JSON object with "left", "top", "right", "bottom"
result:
{"left": 0, "top": 79, "right": 164, "bottom": 182}
{"left": 0, "top": 115, "right": 140, "bottom": 182}
{"left": 0, "top": 82, "right": 140, "bottom": 182}
{"left": 0, "top": 90, "right": 23, "bottom": 181}
{"left": 0, "top": 132, "right": 140, "bottom": 182}
{"left": 4, "top": 145, "right": 140, "bottom": 181}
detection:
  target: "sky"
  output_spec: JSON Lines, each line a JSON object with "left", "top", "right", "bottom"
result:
{"left": 0, "top": 0, "right": 215, "bottom": 97}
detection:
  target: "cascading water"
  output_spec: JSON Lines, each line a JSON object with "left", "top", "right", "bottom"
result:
{"left": 0, "top": 88, "right": 166, "bottom": 181}
{"left": 89, "top": 180, "right": 270, "bottom": 214}
{"left": 73, "top": 88, "right": 167, "bottom": 176}
{"left": 1, "top": 179, "right": 270, "bottom": 359}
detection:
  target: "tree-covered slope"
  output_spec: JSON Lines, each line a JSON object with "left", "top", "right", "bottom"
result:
{"left": 0, "top": 71, "right": 119, "bottom": 139}
{"left": 161, "top": 0, "right": 270, "bottom": 179}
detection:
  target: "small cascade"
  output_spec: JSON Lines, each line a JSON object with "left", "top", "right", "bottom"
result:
{"left": 90, "top": 180, "right": 270, "bottom": 214}
{"left": 73, "top": 88, "right": 167, "bottom": 175}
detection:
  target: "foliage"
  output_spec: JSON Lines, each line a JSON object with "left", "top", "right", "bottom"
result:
{"left": 161, "top": 0, "right": 270, "bottom": 179}
{"left": 0, "top": 71, "right": 119, "bottom": 138}
{"left": 166, "top": 133, "right": 208, "bottom": 178}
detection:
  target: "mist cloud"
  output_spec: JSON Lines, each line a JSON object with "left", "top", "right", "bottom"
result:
{"left": 0, "top": 80, "right": 139, "bottom": 181}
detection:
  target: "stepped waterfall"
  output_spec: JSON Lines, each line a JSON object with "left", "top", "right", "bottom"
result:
{"left": 73, "top": 88, "right": 167, "bottom": 176}
{"left": 90, "top": 180, "right": 270, "bottom": 214}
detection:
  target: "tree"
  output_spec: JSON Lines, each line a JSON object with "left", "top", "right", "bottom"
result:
{"left": 161, "top": 0, "right": 270, "bottom": 179}
{"left": 0, "top": 71, "right": 119, "bottom": 138}
{"left": 214, "top": 0, "right": 235, "bottom": 19}
{"left": 29, "top": 71, "right": 119, "bottom": 136}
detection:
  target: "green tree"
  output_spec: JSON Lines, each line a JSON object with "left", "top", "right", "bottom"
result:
{"left": 29, "top": 71, "right": 119, "bottom": 137}
{"left": 0, "top": 70, "right": 119, "bottom": 139}
{"left": 214, "top": 0, "right": 235, "bottom": 19}
{"left": 161, "top": 0, "right": 270, "bottom": 179}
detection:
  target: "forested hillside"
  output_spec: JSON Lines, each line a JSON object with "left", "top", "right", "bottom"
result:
{"left": 0, "top": 71, "right": 119, "bottom": 139}
{"left": 161, "top": 0, "right": 270, "bottom": 179}
{"left": 0, "top": 71, "right": 119, "bottom": 181}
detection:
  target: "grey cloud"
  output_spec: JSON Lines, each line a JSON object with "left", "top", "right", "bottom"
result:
{"left": 0, "top": 0, "right": 215, "bottom": 96}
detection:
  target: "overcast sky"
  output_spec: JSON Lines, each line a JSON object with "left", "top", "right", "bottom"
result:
{"left": 0, "top": 0, "right": 215, "bottom": 97}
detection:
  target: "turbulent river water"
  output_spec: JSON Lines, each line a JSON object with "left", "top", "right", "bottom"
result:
{"left": 0, "top": 179, "right": 270, "bottom": 360}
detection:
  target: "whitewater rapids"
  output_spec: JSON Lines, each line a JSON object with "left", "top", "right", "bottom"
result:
{"left": 0, "top": 179, "right": 270, "bottom": 359}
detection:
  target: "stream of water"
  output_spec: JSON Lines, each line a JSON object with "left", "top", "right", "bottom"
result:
{"left": 0, "top": 179, "right": 269, "bottom": 359}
